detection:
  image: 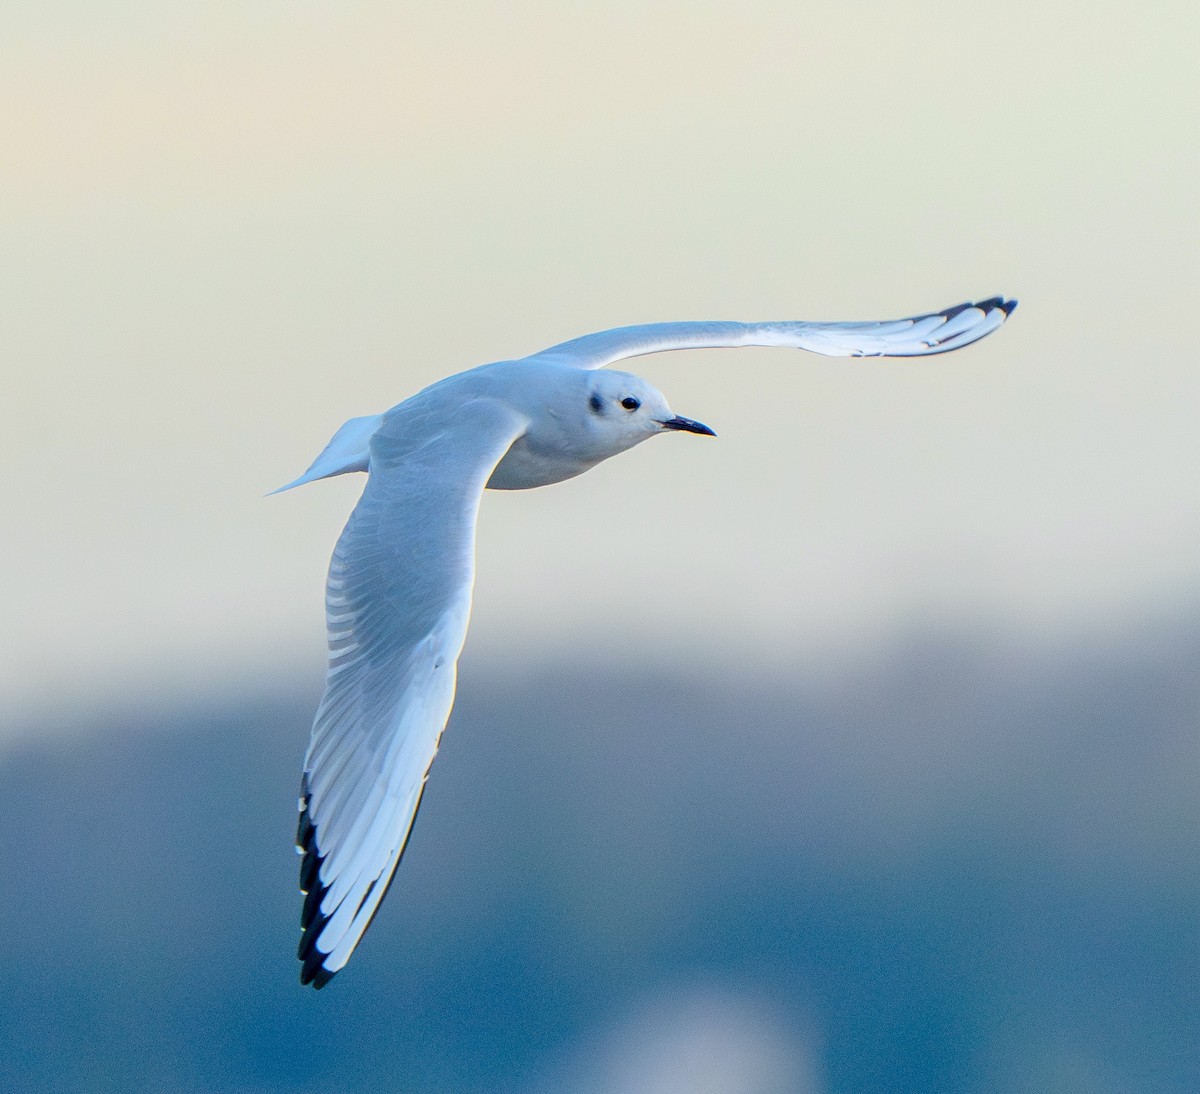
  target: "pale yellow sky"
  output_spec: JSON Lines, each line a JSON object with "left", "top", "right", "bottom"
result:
{"left": 2, "top": 1, "right": 1197, "bottom": 729}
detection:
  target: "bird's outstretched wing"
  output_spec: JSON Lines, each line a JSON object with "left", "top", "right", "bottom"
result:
{"left": 522, "top": 297, "right": 1017, "bottom": 370}
{"left": 297, "top": 397, "right": 527, "bottom": 988}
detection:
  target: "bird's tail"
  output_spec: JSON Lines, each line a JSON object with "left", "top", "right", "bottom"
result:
{"left": 268, "top": 414, "right": 383, "bottom": 495}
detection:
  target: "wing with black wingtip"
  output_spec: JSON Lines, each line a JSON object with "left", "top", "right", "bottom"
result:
{"left": 296, "top": 397, "right": 527, "bottom": 987}
{"left": 523, "top": 297, "right": 1017, "bottom": 370}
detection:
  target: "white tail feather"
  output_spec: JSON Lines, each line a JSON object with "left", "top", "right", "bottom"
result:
{"left": 270, "top": 414, "right": 383, "bottom": 495}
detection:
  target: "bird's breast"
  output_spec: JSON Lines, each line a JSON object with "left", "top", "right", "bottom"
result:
{"left": 485, "top": 433, "right": 600, "bottom": 491}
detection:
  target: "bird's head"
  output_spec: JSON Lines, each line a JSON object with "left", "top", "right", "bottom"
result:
{"left": 582, "top": 370, "right": 715, "bottom": 457}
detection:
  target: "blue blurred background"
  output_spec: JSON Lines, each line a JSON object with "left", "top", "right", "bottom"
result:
{"left": 2, "top": 2, "right": 1197, "bottom": 1091}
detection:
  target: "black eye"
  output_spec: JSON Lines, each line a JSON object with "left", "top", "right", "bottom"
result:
{"left": 621, "top": 397, "right": 641, "bottom": 411}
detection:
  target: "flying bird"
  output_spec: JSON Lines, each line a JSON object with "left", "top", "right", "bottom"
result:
{"left": 279, "top": 296, "right": 1017, "bottom": 987}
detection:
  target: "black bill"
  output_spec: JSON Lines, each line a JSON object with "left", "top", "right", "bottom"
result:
{"left": 659, "top": 415, "right": 716, "bottom": 437}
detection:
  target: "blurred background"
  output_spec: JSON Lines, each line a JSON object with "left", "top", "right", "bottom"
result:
{"left": 2, "top": 2, "right": 1196, "bottom": 1091}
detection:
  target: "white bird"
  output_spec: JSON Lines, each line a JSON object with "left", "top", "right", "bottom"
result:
{"left": 281, "top": 296, "right": 1016, "bottom": 987}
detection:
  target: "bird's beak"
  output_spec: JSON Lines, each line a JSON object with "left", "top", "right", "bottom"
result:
{"left": 659, "top": 415, "right": 716, "bottom": 437}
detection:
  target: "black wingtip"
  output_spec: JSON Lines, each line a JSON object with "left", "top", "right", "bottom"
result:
{"left": 908, "top": 296, "right": 1017, "bottom": 327}
{"left": 292, "top": 770, "right": 433, "bottom": 990}
{"left": 300, "top": 954, "right": 337, "bottom": 989}
{"left": 939, "top": 296, "right": 1017, "bottom": 321}
{"left": 938, "top": 300, "right": 976, "bottom": 321}
{"left": 311, "top": 966, "right": 335, "bottom": 989}
{"left": 296, "top": 772, "right": 338, "bottom": 989}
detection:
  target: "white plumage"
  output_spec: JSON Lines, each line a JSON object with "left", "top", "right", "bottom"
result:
{"left": 287, "top": 296, "right": 1016, "bottom": 987}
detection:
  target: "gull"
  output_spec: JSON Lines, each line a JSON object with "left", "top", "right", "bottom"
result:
{"left": 279, "top": 296, "right": 1017, "bottom": 987}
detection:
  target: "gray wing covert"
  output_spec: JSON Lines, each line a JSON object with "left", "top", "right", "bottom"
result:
{"left": 297, "top": 397, "right": 527, "bottom": 987}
